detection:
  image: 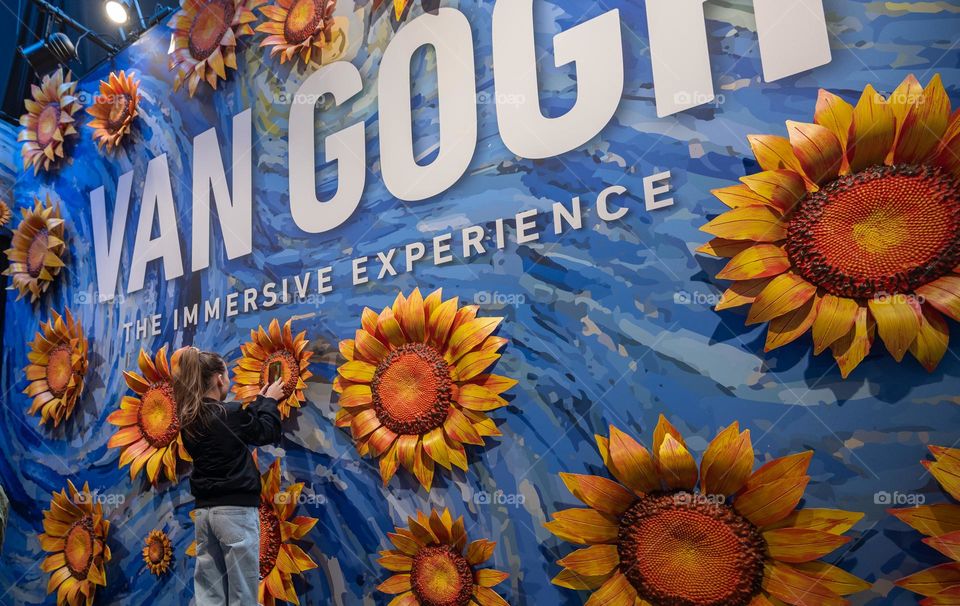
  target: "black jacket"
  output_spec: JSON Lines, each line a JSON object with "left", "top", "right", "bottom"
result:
{"left": 182, "top": 395, "right": 282, "bottom": 508}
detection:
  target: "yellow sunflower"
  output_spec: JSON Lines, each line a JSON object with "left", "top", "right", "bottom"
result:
{"left": 187, "top": 455, "right": 319, "bottom": 605}
{"left": 39, "top": 480, "right": 111, "bottom": 606}
{"left": 0, "top": 200, "right": 11, "bottom": 227}
{"left": 85, "top": 70, "right": 141, "bottom": 151}
{"left": 24, "top": 307, "right": 88, "bottom": 428}
{"left": 17, "top": 67, "right": 81, "bottom": 174}
{"left": 256, "top": 0, "right": 348, "bottom": 66}
{"left": 232, "top": 318, "right": 314, "bottom": 420}
{"left": 334, "top": 288, "right": 516, "bottom": 491}
{"left": 700, "top": 74, "right": 960, "bottom": 378}
{"left": 547, "top": 417, "right": 869, "bottom": 606}
{"left": 377, "top": 508, "right": 510, "bottom": 606}
{"left": 3, "top": 194, "right": 66, "bottom": 303}
{"left": 169, "top": 0, "right": 263, "bottom": 97}
{"left": 107, "top": 347, "right": 192, "bottom": 485}
{"left": 891, "top": 446, "right": 960, "bottom": 601}
{"left": 143, "top": 530, "right": 173, "bottom": 576}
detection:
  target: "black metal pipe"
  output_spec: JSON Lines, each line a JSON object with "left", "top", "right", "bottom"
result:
{"left": 27, "top": 0, "right": 118, "bottom": 53}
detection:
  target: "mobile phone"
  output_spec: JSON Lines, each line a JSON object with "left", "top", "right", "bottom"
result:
{"left": 268, "top": 361, "right": 282, "bottom": 384}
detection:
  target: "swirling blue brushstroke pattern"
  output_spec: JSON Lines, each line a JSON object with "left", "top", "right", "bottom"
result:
{"left": 0, "top": 0, "right": 959, "bottom": 604}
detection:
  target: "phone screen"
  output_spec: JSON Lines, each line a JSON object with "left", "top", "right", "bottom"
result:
{"left": 268, "top": 362, "right": 282, "bottom": 384}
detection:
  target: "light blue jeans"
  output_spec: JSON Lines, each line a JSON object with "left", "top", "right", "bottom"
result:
{"left": 194, "top": 506, "right": 260, "bottom": 606}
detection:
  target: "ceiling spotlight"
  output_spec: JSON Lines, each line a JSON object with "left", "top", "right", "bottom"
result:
{"left": 104, "top": 0, "right": 129, "bottom": 24}
{"left": 19, "top": 32, "right": 78, "bottom": 76}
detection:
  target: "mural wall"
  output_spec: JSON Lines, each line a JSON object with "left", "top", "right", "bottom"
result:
{"left": 1, "top": 0, "right": 959, "bottom": 604}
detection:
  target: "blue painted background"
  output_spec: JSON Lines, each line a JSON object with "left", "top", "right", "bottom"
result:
{"left": 1, "top": 0, "right": 959, "bottom": 604}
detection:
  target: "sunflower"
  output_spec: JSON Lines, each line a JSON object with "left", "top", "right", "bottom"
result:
{"left": 377, "top": 508, "right": 510, "bottom": 606}
{"left": 39, "top": 480, "right": 111, "bottom": 606}
{"left": 85, "top": 70, "right": 141, "bottom": 151}
{"left": 107, "top": 347, "right": 192, "bottom": 485}
{"left": 547, "top": 417, "right": 869, "bottom": 606}
{"left": 187, "top": 455, "right": 319, "bottom": 605}
{"left": 143, "top": 530, "right": 173, "bottom": 576}
{"left": 17, "top": 67, "right": 81, "bottom": 174}
{"left": 169, "top": 0, "right": 263, "bottom": 97}
{"left": 0, "top": 200, "right": 11, "bottom": 227}
{"left": 232, "top": 318, "right": 314, "bottom": 420}
{"left": 256, "top": 0, "right": 348, "bottom": 66}
{"left": 891, "top": 445, "right": 960, "bottom": 601}
{"left": 24, "top": 307, "right": 88, "bottom": 428}
{"left": 334, "top": 288, "right": 516, "bottom": 491}
{"left": 3, "top": 194, "right": 66, "bottom": 303}
{"left": 699, "top": 74, "right": 960, "bottom": 378}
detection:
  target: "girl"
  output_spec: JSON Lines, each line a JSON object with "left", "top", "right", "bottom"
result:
{"left": 174, "top": 347, "right": 285, "bottom": 606}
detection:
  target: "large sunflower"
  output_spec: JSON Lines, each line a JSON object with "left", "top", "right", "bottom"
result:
{"left": 334, "top": 288, "right": 516, "bottom": 491}
{"left": 169, "top": 0, "right": 263, "bottom": 97}
{"left": 18, "top": 67, "right": 80, "bottom": 174}
{"left": 107, "top": 347, "right": 192, "bottom": 485}
{"left": 143, "top": 529, "right": 173, "bottom": 576}
{"left": 39, "top": 480, "right": 111, "bottom": 606}
{"left": 187, "top": 455, "right": 318, "bottom": 605}
{"left": 0, "top": 200, "right": 11, "bottom": 227}
{"left": 891, "top": 445, "right": 960, "bottom": 601}
{"left": 377, "top": 508, "right": 510, "bottom": 606}
{"left": 547, "top": 417, "right": 869, "bottom": 606}
{"left": 3, "top": 194, "right": 66, "bottom": 303}
{"left": 256, "top": 0, "right": 348, "bottom": 66}
{"left": 700, "top": 74, "right": 960, "bottom": 378}
{"left": 85, "top": 70, "right": 141, "bottom": 151}
{"left": 24, "top": 307, "right": 88, "bottom": 428}
{"left": 232, "top": 318, "right": 314, "bottom": 420}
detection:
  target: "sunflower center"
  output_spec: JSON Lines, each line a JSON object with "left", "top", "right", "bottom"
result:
{"left": 259, "top": 502, "right": 282, "bottom": 580}
{"left": 259, "top": 351, "right": 300, "bottom": 401}
{"left": 46, "top": 344, "right": 73, "bottom": 397}
{"left": 64, "top": 516, "right": 95, "bottom": 579}
{"left": 617, "top": 492, "right": 766, "bottom": 606}
{"left": 105, "top": 93, "right": 132, "bottom": 132}
{"left": 284, "top": 0, "right": 324, "bottom": 45}
{"left": 787, "top": 164, "right": 960, "bottom": 298}
{"left": 372, "top": 343, "right": 452, "bottom": 436}
{"left": 410, "top": 545, "right": 475, "bottom": 606}
{"left": 137, "top": 382, "right": 181, "bottom": 447}
{"left": 36, "top": 103, "right": 61, "bottom": 147}
{"left": 26, "top": 228, "right": 50, "bottom": 278}
{"left": 147, "top": 537, "right": 164, "bottom": 563}
{"left": 188, "top": 0, "right": 235, "bottom": 61}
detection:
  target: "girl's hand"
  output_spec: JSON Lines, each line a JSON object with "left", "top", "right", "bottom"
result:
{"left": 262, "top": 379, "right": 285, "bottom": 401}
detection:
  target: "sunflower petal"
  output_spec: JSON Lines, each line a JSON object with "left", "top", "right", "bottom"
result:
{"left": 847, "top": 84, "right": 896, "bottom": 172}
{"left": 716, "top": 278, "right": 772, "bottom": 311}
{"left": 765, "top": 509, "right": 863, "bottom": 535}
{"left": 747, "top": 273, "right": 817, "bottom": 325}
{"left": 736, "top": 476, "right": 810, "bottom": 527}
{"left": 763, "top": 561, "right": 847, "bottom": 606}
{"left": 701, "top": 426, "right": 754, "bottom": 496}
{"left": 917, "top": 276, "right": 960, "bottom": 322}
{"left": 910, "top": 305, "right": 949, "bottom": 372}
{"left": 740, "top": 170, "right": 807, "bottom": 214}
{"left": 831, "top": 306, "right": 875, "bottom": 379}
{"left": 792, "top": 561, "right": 870, "bottom": 596}
{"left": 606, "top": 425, "right": 660, "bottom": 494}
{"left": 765, "top": 297, "right": 817, "bottom": 352}
{"left": 894, "top": 74, "right": 951, "bottom": 164}
{"left": 701, "top": 206, "right": 787, "bottom": 242}
{"left": 712, "top": 184, "right": 777, "bottom": 209}
{"left": 749, "top": 134, "right": 804, "bottom": 174}
{"left": 889, "top": 504, "right": 960, "bottom": 537}
{"left": 559, "top": 473, "right": 636, "bottom": 516}
{"left": 787, "top": 121, "right": 843, "bottom": 185}
{"left": 895, "top": 562, "right": 960, "bottom": 597}
{"left": 814, "top": 89, "right": 854, "bottom": 155}
{"left": 812, "top": 294, "right": 860, "bottom": 355}
{"left": 867, "top": 296, "right": 920, "bottom": 362}
{"left": 763, "top": 528, "right": 851, "bottom": 563}
{"left": 585, "top": 572, "right": 637, "bottom": 606}
{"left": 717, "top": 245, "right": 790, "bottom": 281}
{"left": 556, "top": 544, "right": 620, "bottom": 578}
{"left": 658, "top": 435, "right": 698, "bottom": 491}
{"left": 545, "top": 508, "right": 619, "bottom": 544}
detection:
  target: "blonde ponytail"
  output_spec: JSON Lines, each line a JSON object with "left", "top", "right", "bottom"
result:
{"left": 174, "top": 347, "right": 226, "bottom": 439}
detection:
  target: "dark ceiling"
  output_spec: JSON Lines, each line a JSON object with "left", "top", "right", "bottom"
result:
{"left": 0, "top": 0, "right": 170, "bottom": 122}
